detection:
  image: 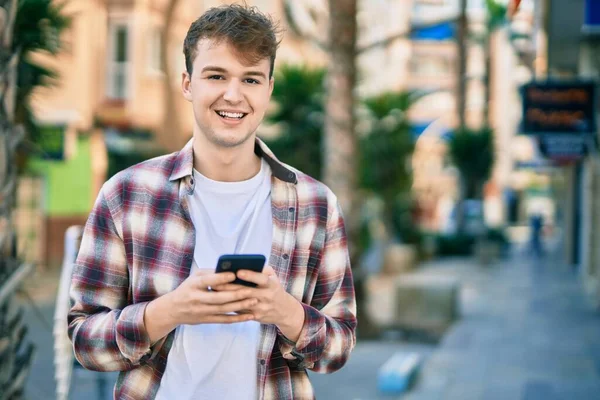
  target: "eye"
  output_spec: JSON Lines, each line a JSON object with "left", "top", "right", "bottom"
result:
{"left": 245, "top": 78, "right": 260, "bottom": 84}
{"left": 207, "top": 75, "right": 224, "bottom": 80}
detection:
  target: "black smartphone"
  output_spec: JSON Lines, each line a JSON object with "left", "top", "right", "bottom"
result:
{"left": 215, "top": 254, "right": 266, "bottom": 287}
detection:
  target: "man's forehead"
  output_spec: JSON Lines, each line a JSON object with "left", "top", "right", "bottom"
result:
{"left": 195, "top": 38, "right": 270, "bottom": 69}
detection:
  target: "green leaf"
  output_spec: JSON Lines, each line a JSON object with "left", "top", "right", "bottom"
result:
{"left": 14, "top": 0, "right": 71, "bottom": 55}
{"left": 263, "top": 64, "right": 326, "bottom": 179}
{"left": 448, "top": 126, "right": 495, "bottom": 198}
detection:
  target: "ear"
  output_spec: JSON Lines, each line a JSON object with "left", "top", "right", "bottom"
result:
{"left": 182, "top": 71, "right": 193, "bottom": 102}
{"left": 268, "top": 77, "right": 274, "bottom": 97}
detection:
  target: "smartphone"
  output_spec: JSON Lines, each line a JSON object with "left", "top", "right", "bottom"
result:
{"left": 215, "top": 254, "right": 266, "bottom": 287}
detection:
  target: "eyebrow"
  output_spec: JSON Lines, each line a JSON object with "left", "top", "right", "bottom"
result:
{"left": 201, "top": 66, "right": 267, "bottom": 79}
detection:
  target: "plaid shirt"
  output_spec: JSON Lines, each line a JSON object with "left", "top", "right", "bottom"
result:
{"left": 68, "top": 138, "right": 357, "bottom": 399}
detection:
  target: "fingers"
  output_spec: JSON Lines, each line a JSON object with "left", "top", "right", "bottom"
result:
{"left": 211, "top": 283, "right": 250, "bottom": 292}
{"left": 194, "top": 272, "right": 236, "bottom": 289}
{"left": 192, "top": 269, "right": 212, "bottom": 276}
{"left": 236, "top": 270, "right": 270, "bottom": 287}
{"left": 200, "top": 288, "right": 254, "bottom": 305}
{"left": 211, "top": 298, "right": 258, "bottom": 314}
{"left": 202, "top": 313, "right": 255, "bottom": 324}
{"left": 263, "top": 265, "right": 276, "bottom": 276}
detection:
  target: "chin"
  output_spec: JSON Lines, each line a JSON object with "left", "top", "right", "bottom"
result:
{"left": 209, "top": 131, "right": 254, "bottom": 149}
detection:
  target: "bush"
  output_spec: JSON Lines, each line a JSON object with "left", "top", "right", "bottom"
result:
{"left": 433, "top": 227, "right": 510, "bottom": 258}
{"left": 107, "top": 149, "right": 162, "bottom": 180}
{"left": 484, "top": 227, "right": 511, "bottom": 257}
{"left": 265, "top": 64, "right": 422, "bottom": 245}
{"left": 435, "top": 233, "right": 476, "bottom": 256}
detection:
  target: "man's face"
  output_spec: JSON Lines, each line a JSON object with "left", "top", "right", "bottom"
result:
{"left": 182, "top": 39, "right": 274, "bottom": 149}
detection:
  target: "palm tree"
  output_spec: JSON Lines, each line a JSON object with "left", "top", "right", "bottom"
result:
{"left": 482, "top": 0, "right": 508, "bottom": 126}
{"left": 0, "top": 0, "right": 37, "bottom": 397}
{"left": 323, "top": 0, "right": 385, "bottom": 337}
{"left": 360, "top": 92, "right": 417, "bottom": 243}
{"left": 448, "top": 126, "right": 494, "bottom": 201}
{"left": 324, "top": 0, "right": 358, "bottom": 255}
{"left": 13, "top": 0, "right": 70, "bottom": 161}
{"left": 263, "top": 64, "right": 326, "bottom": 179}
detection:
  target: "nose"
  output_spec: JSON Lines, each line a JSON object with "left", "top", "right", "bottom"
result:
{"left": 223, "top": 79, "right": 243, "bottom": 104}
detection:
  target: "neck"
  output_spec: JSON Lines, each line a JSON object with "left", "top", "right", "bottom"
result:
{"left": 192, "top": 134, "right": 261, "bottom": 182}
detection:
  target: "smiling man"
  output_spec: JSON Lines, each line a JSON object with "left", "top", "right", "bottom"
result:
{"left": 68, "top": 4, "right": 356, "bottom": 400}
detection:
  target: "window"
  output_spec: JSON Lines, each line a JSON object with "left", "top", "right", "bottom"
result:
{"left": 412, "top": 0, "right": 452, "bottom": 22}
{"left": 172, "top": 44, "right": 186, "bottom": 83}
{"left": 106, "top": 20, "right": 130, "bottom": 99}
{"left": 148, "top": 27, "right": 163, "bottom": 74}
{"left": 410, "top": 50, "right": 454, "bottom": 77}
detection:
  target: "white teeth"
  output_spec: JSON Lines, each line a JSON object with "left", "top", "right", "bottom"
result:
{"left": 217, "top": 111, "right": 244, "bottom": 119}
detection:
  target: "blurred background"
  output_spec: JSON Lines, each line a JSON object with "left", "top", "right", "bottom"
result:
{"left": 1, "top": 0, "right": 600, "bottom": 399}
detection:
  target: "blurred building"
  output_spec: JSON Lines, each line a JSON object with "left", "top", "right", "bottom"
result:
{"left": 25, "top": 0, "right": 328, "bottom": 267}
{"left": 27, "top": 0, "right": 203, "bottom": 267}
{"left": 407, "top": 0, "right": 536, "bottom": 231}
{"left": 546, "top": 0, "right": 600, "bottom": 307}
{"left": 514, "top": 0, "right": 600, "bottom": 308}
{"left": 286, "top": 0, "right": 535, "bottom": 231}
{"left": 25, "top": 0, "right": 535, "bottom": 266}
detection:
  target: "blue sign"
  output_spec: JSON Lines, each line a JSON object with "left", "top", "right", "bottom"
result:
{"left": 583, "top": 0, "right": 600, "bottom": 34}
{"left": 537, "top": 134, "right": 592, "bottom": 161}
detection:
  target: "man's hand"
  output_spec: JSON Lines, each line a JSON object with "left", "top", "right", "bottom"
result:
{"left": 214, "top": 266, "right": 305, "bottom": 342}
{"left": 144, "top": 271, "right": 258, "bottom": 343}
{"left": 168, "top": 270, "right": 260, "bottom": 324}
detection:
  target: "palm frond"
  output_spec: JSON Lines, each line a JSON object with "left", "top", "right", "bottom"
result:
{"left": 13, "top": 0, "right": 71, "bottom": 55}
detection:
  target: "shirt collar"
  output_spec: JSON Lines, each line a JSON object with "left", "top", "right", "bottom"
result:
{"left": 169, "top": 137, "right": 297, "bottom": 184}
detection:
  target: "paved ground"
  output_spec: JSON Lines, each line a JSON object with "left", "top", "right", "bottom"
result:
{"left": 403, "top": 253, "right": 600, "bottom": 399}
{"left": 17, "top": 239, "right": 600, "bottom": 399}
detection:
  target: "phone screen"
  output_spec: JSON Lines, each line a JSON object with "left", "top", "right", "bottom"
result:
{"left": 215, "top": 254, "right": 266, "bottom": 287}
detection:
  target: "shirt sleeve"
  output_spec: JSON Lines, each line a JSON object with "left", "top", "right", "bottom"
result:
{"left": 67, "top": 182, "right": 154, "bottom": 372}
{"left": 277, "top": 200, "right": 357, "bottom": 373}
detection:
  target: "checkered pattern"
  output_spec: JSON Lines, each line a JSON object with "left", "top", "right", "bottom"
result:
{"left": 68, "top": 138, "right": 357, "bottom": 399}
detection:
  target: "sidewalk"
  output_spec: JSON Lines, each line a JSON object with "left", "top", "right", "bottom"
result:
{"left": 403, "top": 253, "right": 600, "bottom": 400}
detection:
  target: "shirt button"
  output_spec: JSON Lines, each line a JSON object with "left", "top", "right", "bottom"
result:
{"left": 288, "top": 207, "right": 295, "bottom": 213}
{"left": 282, "top": 254, "right": 289, "bottom": 260}
{"left": 260, "top": 359, "right": 266, "bottom": 365}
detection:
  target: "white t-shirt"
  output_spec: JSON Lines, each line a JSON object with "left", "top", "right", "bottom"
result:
{"left": 156, "top": 159, "right": 273, "bottom": 400}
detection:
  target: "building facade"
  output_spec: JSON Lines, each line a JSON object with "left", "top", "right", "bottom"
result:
{"left": 29, "top": 0, "right": 532, "bottom": 266}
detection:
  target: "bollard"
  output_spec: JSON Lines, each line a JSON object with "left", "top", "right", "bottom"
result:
{"left": 377, "top": 351, "right": 422, "bottom": 395}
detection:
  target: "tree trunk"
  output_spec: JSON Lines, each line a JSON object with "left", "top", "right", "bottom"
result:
{"left": 454, "top": 0, "right": 468, "bottom": 233}
{"left": 324, "top": 1, "right": 357, "bottom": 214}
{"left": 324, "top": 0, "right": 377, "bottom": 338}
{"left": 0, "top": 0, "right": 36, "bottom": 396}
{"left": 483, "top": 32, "right": 492, "bottom": 127}
{"left": 160, "top": 0, "right": 183, "bottom": 152}
{"left": 457, "top": 0, "right": 468, "bottom": 129}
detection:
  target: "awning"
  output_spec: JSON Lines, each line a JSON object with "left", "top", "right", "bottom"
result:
{"left": 411, "top": 22, "right": 455, "bottom": 41}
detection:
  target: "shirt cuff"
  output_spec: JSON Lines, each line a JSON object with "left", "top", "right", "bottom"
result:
{"left": 115, "top": 301, "right": 153, "bottom": 364}
{"left": 277, "top": 303, "right": 326, "bottom": 368}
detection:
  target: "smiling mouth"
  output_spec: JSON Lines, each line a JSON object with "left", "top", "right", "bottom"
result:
{"left": 215, "top": 110, "right": 248, "bottom": 120}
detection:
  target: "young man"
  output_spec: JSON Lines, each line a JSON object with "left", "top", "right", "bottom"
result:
{"left": 68, "top": 4, "right": 356, "bottom": 400}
